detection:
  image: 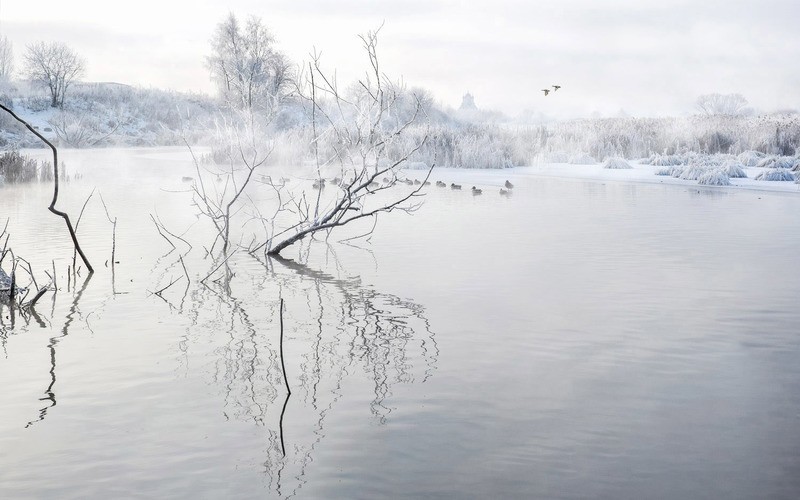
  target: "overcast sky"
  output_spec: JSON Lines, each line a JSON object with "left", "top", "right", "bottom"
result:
{"left": 2, "top": 0, "right": 798, "bottom": 118}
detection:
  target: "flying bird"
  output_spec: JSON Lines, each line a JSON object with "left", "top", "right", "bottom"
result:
{"left": 541, "top": 89, "right": 550, "bottom": 96}
{"left": 552, "top": 85, "right": 561, "bottom": 91}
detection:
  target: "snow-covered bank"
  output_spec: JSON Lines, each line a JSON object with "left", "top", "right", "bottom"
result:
{"left": 410, "top": 156, "right": 799, "bottom": 195}
{"left": 507, "top": 161, "right": 800, "bottom": 194}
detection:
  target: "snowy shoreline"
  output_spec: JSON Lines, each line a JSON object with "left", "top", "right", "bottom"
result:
{"left": 423, "top": 162, "right": 800, "bottom": 195}
{"left": 516, "top": 161, "right": 800, "bottom": 194}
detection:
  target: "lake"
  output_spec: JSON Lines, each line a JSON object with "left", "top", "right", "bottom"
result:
{"left": 2, "top": 147, "right": 799, "bottom": 499}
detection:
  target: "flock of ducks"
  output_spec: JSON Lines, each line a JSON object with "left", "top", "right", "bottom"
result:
{"left": 310, "top": 176, "right": 515, "bottom": 196}
{"left": 435, "top": 179, "right": 515, "bottom": 196}
{"left": 184, "top": 174, "right": 516, "bottom": 196}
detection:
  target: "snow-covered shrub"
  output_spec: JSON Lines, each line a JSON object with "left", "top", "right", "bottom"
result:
{"left": 720, "top": 160, "right": 747, "bottom": 178}
{"left": 602, "top": 157, "right": 632, "bottom": 169}
{"left": 679, "top": 164, "right": 710, "bottom": 180}
{"left": 755, "top": 156, "right": 794, "bottom": 169}
{"left": 545, "top": 151, "right": 570, "bottom": 163}
{"left": 568, "top": 153, "right": 596, "bottom": 164}
{"left": 697, "top": 169, "right": 731, "bottom": 186}
{"left": 655, "top": 165, "right": 684, "bottom": 176}
{"left": 737, "top": 150, "right": 765, "bottom": 166}
{"left": 791, "top": 157, "right": 800, "bottom": 172}
{"left": 754, "top": 169, "right": 796, "bottom": 181}
{"left": 650, "top": 154, "right": 683, "bottom": 166}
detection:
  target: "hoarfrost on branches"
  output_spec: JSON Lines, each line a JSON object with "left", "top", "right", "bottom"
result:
{"left": 678, "top": 164, "right": 710, "bottom": 180}
{"left": 697, "top": 169, "right": 731, "bottom": 186}
{"left": 755, "top": 156, "right": 794, "bottom": 169}
{"left": 753, "top": 169, "right": 795, "bottom": 181}
{"left": 720, "top": 160, "right": 747, "bottom": 178}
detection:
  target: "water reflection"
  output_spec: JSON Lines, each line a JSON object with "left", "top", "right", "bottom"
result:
{"left": 25, "top": 275, "right": 92, "bottom": 428}
{"left": 158, "top": 248, "right": 438, "bottom": 497}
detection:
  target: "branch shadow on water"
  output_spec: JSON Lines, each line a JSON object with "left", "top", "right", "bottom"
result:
{"left": 169, "top": 250, "right": 438, "bottom": 497}
{"left": 23, "top": 274, "right": 93, "bottom": 429}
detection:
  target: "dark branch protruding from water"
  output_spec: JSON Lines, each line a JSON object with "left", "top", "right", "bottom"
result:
{"left": 0, "top": 103, "right": 94, "bottom": 273}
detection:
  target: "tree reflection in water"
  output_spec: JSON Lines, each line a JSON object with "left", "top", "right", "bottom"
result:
{"left": 0, "top": 273, "right": 92, "bottom": 429}
{"left": 168, "top": 250, "right": 438, "bottom": 497}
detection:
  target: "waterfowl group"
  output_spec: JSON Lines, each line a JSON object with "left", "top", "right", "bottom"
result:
{"left": 301, "top": 176, "right": 514, "bottom": 197}
{"left": 500, "top": 179, "right": 515, "bottom": 195}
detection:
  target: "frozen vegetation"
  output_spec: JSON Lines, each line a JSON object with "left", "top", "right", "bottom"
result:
{"left": 697, "top": 169, "right": 731, "bottom": 186}
{"left": 754, "top": 169, "right": 796, "bottom": 181}
{"left": 602, "top": 157, "right": 633, "bottom": 169}
{"left": 720, "top": 160, "right": 748, "bottom": 178}
{"left": 568, "top": 153, "right": 597, "bottom": 165}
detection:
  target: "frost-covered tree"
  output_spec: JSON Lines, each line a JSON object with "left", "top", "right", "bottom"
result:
{"left": 695, "top": 93, "right": 749, "bottom": 116}
{"left": 206, "top": 13, "right": 293, "bottom": 113}
{"left": 0, "top": 36, "right": 13, "bottom": 81}
{"left": 23, "top": 41, "right": 86, "bottom": 108}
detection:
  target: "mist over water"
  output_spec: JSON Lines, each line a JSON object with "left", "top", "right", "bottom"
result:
{"left": 1, "top": 148, "right": 799, "bottom": 499}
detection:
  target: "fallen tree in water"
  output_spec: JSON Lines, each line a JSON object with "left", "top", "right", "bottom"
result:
{"left": 0, "top": 103, "right": 94, "bottom": 273}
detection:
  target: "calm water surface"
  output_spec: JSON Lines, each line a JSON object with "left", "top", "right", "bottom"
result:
{"left": 1, "top": 148, "right": 799, "bottom": 499}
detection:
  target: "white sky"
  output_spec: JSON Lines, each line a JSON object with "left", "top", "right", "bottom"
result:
{"left": 1, "top": 0, "right": 799, "bottom": 118}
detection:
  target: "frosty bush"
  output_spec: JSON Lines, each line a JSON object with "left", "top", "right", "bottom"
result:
{"left": 679, "top": 164, "right": 709, "bottom": 180}
{"left": 602, "top": 157, "right": 632, "bottom": 169}
{"left": 655, "top": 165, "right": 684, "bottom": 176}
{"left": 720, "top": 160, "right": 747, "bottom": 178}
{"left": 568, "top": 153, "right": 596, "bottom": 164}
{"left": 737, "top": 150, "right": 765, "bottom": 166}
{"left": 754, "top": 169, "right": 795, "bottom": 181}
{"left": 697, "top": 169, "right": 731, "bottom": 186}
{"left": 649, "top": 154, "right": 683, "bottom": 166}
{"left": 755, "top": 156, "right": 794, "bottom": 169}
{"left": 691, "top": 154, "right": 733, "bottom": 167}
{"left": 545, "top": 151, "right": 570, "bottom": 163}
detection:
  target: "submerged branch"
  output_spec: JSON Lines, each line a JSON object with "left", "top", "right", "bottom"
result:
{"left": 0, "top": 103, "right": 94, "bottom": 273}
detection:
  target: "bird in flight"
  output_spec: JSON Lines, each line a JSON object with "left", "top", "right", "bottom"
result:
{"left": 542, "top": 89, "right": 550, "bottom": 96}
{"left": 552, "top": 85, "right": 561, "bottom": 91}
